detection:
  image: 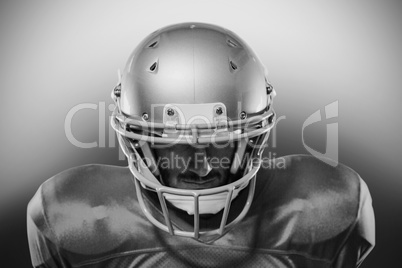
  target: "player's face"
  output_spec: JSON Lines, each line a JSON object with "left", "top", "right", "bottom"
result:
{"left": 153, "top": 143, "right": 237, "bottom": 190}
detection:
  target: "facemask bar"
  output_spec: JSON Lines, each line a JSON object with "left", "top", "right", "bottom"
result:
{"left": 111, "top": 82, "right": 275, "bottom": 146}
{"left": 112, "top": 109, "right": 274, "bottom": 145}
{"left": 230, "top": 138, "right": 248, "bottom": 174}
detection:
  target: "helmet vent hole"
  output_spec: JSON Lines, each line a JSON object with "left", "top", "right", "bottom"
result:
{"left": 149, "top": 61, "right": 158, "bottom": 72}
{"left": 148, "top": 41, "right": 158, "bottom": 48}
{"left": 229, "top": 61, "right": 238, "bottom": 71}
{"left": 227, "top": 39, "right": 238, "bottom": 48}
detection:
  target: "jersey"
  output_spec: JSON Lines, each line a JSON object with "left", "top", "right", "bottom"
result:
{"left": 27, "top": 155, "right": 375, "bottom": 267}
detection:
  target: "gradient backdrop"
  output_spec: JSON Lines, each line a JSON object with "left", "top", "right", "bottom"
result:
{"left": 1, "top": 1, "right": 401, "bottom": 267}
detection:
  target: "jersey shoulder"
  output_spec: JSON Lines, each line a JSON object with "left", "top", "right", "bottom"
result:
{"left": 40, "top": 164, "right": 133, "bottom": 200}
{"left": 257, "top": 154, "right": 363, "bottom": 209}
{"left": 27, "top": 164, "right": 152, "bottom": 260}
{"left": 252, "top": 155, "right": 372, "bottom": 257}
{"left": 269, "top": 154, "right": 362, "bottom": 204}
{"left": 28, "top": 164, "right": 136, "bottom": 226}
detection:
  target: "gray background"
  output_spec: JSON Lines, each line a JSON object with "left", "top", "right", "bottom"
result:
{"left": 1, "top": 0, "right": 401, "bottom": 267}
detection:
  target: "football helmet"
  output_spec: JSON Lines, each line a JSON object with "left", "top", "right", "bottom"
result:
{"left": 111, "top": 22, "right": 276, "bottom": 241}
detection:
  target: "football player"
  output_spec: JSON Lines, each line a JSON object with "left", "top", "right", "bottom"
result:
{"left": 27, "top": 22, "right": 375, "bottom": 267}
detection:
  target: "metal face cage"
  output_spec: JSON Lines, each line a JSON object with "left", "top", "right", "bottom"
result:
{"left": 111, "top": 84, "right": 276, "bottom": 241}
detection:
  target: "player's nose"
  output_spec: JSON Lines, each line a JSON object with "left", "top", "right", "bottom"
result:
{"left": 188, "top": 148, "right": 212, "bottom": 177}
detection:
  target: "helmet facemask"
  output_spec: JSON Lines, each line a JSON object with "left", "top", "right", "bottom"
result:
{"left": 110, "top": 22, "right": 276, "bottom": 242}
{"left": 111, "top": 88, "right": 275, "bottom": 242}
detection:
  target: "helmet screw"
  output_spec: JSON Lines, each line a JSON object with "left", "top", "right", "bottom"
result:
{"left": 215, "top": 107, "right": 223, "bottom": 115}
{"left": 167, "top": 108, "right": 175, "bottom": 116}
{"left": 266, "top": 84, "right": 273, "bottom": 94}
{"left": 240, "top": 111, "right": 247, "bottom": 120}
{"left": 142, "top": 112, "right": 149, "bottom": 121}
